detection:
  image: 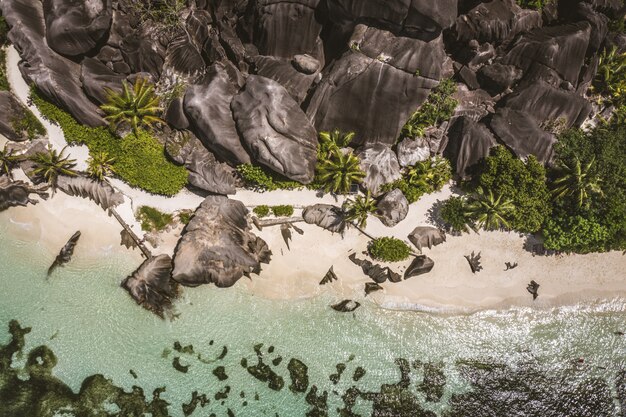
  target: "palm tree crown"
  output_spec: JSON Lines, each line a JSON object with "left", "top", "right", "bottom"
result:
{"left": 87, "top": 151, "right": 116, "bottom": 182}
{"left": 465, "top": 187, "right": 515, "bottom": 231}
{"left": 343, "top": 191, "right": 377, "bottom": 228}
{"left": 30, "top": 145, "right": 77, "bottom": 189}
{"left": 0, "top": 144, "right": 23, "bottom": 179}
{"left": 317, "top": 148, "right": 365, "bottom": 194}
{"left": 100, "top": 78, "right": 164, "bottom": 135}
{"left": 551, "top": 157, "right": 603, "bottom": 208}
{"left": 317, "top": 129, "right": 355, "bottom": 159}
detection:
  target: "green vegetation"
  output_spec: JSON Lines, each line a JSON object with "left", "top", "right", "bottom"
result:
{"left": 29, "top": 145, "right": 77, "bottom": 189}
{"left": 317, "top": 148, "right": 365, "bottom": 194}
{"left": 592, "top": 46, "right": 626, "bottom": 121}
{"left": 0, "top": 15, "right": 8, "bottom": 46}
{"left": 317, "top": 129, "right": 355, "bottom": 159}
{"left": 271, "top": 205, "right": 294, "bottom": 217}
{"left": 11, "top": 109, "right": 46, "bottom": 140}
{"left": 542, "top": 215, "right": 610, "bottom": 254}
{"left": 137, "top": 206, "right": 174, "bottom": 232}
{"left": 253, "top": 205, "right": 271, "bottom": 218}
{"left": 101, "top": 78, "right": 164, "bottom": 135}
{"left": 383, "top": 157, "right": 452, "bottom": 203}
{"left": 368, "top": 237, "right": 412, "bottom": 263}
{"left": 237, "top": 164, "right": 303, "bottom": 191}
{"left": 178, "top": 210, "right": 193, "bottom": 225}
{"left": 0, "top": 143, "right": 22, "bottom": 179}
{"left": 551, "top": 157, "right": 603, "bottom": 208}
{"left": 31, "top": 88, "right": 187, "bottom": 196}
{"left": 464, "top": 187, "right": 515, "bottom": 231}
{"left": 440, "top": 196, "right": 473, "bottom": 234}
{"left": 400, "top": 78, "right": 458, "bottom": 141}
{"left": 87, "top": 151, "right": 116, "bottom": 181}
{"left": 0, "top": 49, "right": 8, "bottom": 91}
{"left": 342, "top": 192, "right": 377, "bottom": 228}
{"left": 515, "top": 0, "right": 554, "bottom": 10}
{"left": 129, "top": 0, "right": 185, "bottom": 35}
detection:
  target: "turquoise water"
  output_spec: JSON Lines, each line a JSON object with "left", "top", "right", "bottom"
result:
{"left": 1, "top": 215, "right": 626, "bottom": 416}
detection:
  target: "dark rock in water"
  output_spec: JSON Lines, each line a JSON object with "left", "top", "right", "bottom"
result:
{"left": 353, "top": 366, "right": 366, "bottom": 381}
{"left": 396, "top": 137, "right": 431, "bottom": 167}
{"left": 121, "top": 254, "right": 178, "bottom": 318}
{"left": 213, "top": 366, "right": 228, "bottom": 381}
{"left": 272, "top": 356, "right": 282, "bottom": 366}
{"left": 364, "top": 282, "right": 383, "bottom": 296}
{"left": 172, "top": 196, "right": 271, "bottom": 288}
{"left": 357, "top": 144, "right": 402, "bottom": 196}
{"left": 376, "top": 189, "right": 409, "bottom": 227}
{"left": 172, "top": 357, "right": 189, "bottom": 373}
{"left": 305, "top": 385, "right": 329, "bottom": 416}
{"left": 231, "top": 75, "right": 318, "bottom": 183}
{"left": 214, "top": 385, "right": 230, "bottom": 400}
{"left": 245, "top": 344, "right": 284, "bottom": 391}
{"left": 331, "top": 300, "right": 361, "bottom": 312}
{"left": 527, "top": 280, "right": 540, "bottom": 300}
{"left": 418, "top": 362, "right": 446, "bottom": 402}
{"left": 404, "top": 255, "right": 435, "bottom": 279}
{"left": 47, "top": 231, "right": 81, "bottom": 276}
{"left": 43, "top": 0, "right": 112, "bottom": 56}
{"left": 129, "top": 369, "right": 137, "bottom": 379}
{"left": 349, "top": 253, "right": 401, "bottom": 283}
{"left": 182, "top": 391, "right": 209, "bottom": 416}
{"left": 184, "top": 65, "right": 252, "bottom": 165}
{"left": 303, "top": 204, "right": 345, "bottom": 234}
{"left": 165, "top": 132, "right": 237, "bottom": 195}
{"left": 443, "top": 117, "right": 497, "bottom": 179}
{"left": 288, "top": 358, "right": 309, "bottom": 393}
{"left": 173, "top": 341, "right": 194, "bottom": 355}
{"left": 320, "top": 266, "right": 338, "bottom": 285}
{"left": 464, "top": 251, "right": 483, "bottom": 274}
{"left": 1, "top": 0, "right": 105, "bottom": 126}
{"left": 408, "top": 226, "right": 446, "bottom": 252}
{"left": 292, "top": 54, "right": 320, "bottom": 74}
{"left": 490, "top": 108, "right": 557, "bottom": 164}
{"left": 329, "top": 363, "right": 346, "bottom": 384}
{"left": 80, "top": 57, "right": 125, "bottom": 105}
{"left": 0, "top": 92, "right": 44, "bottom": 142}
{"left": 56, "top": 175, "right": 124, "bottom": 210}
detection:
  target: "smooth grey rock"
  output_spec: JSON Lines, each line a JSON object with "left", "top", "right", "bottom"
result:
{"left": 80, "top": 57, "right": 125, "bottom": 105}
{"left": 121, "top": 254, "right": 178, "bottom": 318}
{"left": 43, "top": 0, "right": 112, "bottom": 56}
{"left": 231, "top": 75, "right": 318, "bottom": 183}
{"left": 357, "top": 144, "right": 402, "bottom": 196}
{"left": 0, "top": 177, "right": 49, "bottom": 212}
{"left": 119, "top": 26, "right": 165, "bottom": 78}
{"left": 404, "top": 255, "right": 434, "bottom": 279}
{"left": 56, "top": 175, "right": 124, "bottom": 210}
{"left": 165, "top": 10, "right": 212, "bottom": 76}
{"left": 331, "top": 299, "right": 360, "bottom": 312}
{"left": 172, "top": 196, "right": 271, "bottom": 288}
{"left": 292, "top": 54, "right": 320, "bottom": 74}
{"left": 376, "top": 189, "right": 409, "bottom": 227}
{"left": 478, "top": 63, "right": 523, "bottom": 94}
{"left": 443, "top": 117, "right": 497, "bottom": 178}
{"left": 396, "top": 137, "right": 431, "bottom": 167}
{"left": 253, "top": 55, "right": 318, "bottom": 103}
{"left": 348, "top": 253, "right": 402, "bottom": 283}
{"left": 302, "top": 204, "right": 345, "bottom": 234}
{"left": 0, "top": 92, "right": 44, "bottom": 142}
{"left": 1, "top": 0, "right": 105, "bottom": 126}
{"left": 408, "top": 226, "right": 446, "bottom": 252}
{"left": 184, "top": 65, "right": 252, "bottom": 165}
{"left": 165, "top": 98, "right": 190, "bottom": 130}
{"left": 47, "top": 230, "right": 81, "bottom": 276}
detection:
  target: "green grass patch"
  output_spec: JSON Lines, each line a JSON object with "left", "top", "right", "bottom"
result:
{"left": 271, "top": 205, "right": 294, "bottom": 217}
{"left": 253, "top": 205, "right": 270, "bottom": 218}
{"left": 237, "top": 163, "right": 304, "bottom": 191}
{"left": 137, "top": 206, "right": 174, "bottom": 232}
{"left": 11, "top": 109, "right": 45, "bottom": 140}
{"left": 368, "top": 237, "right": 411, "bottom": 263}
{"left": 31, "top": 88, "right": 188, "bottom": 196}
{"left": 0, "top": 49, "right": 8, "bottom": 91}
{"left": 178, "top": 210, "right": 193, "bottom": 225}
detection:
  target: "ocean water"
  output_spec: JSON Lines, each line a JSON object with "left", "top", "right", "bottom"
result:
{"left": 1, "top": 217, "right": 626, "bottom": 417}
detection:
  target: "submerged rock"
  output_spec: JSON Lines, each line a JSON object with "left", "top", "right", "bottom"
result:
{"left": 47, "top": 231, "right": 81, "bottom": 276}
{"left": 288, "top": 358, "right": 309, "bottom": 393}
{"left": 172, "top": 196, "right": 272, "bottom": 288}
{"left": 331, "top": 300, "right": 361, "bottom": 312}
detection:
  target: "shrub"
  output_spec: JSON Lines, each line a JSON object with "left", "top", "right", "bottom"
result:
{"left": 400, "top": 79, "right": 458, "bottom": 141}
{"left": 101, "top": 78, "right": 164, "bottom": 135}
{"left": 137, "top": 206, "right": 173, "bottom": 232}
{"left": 11, "top": 109, "right": 46, "bottom": 140}
{"left": 542, "top": 216, "right": 609, "bottom": 254}
{"left": 368, "top": 237, "right": 411, "bottom": 262}
{"left": 237, "top": 164, "right": 302, "bottom": 191}
{"left": 440, "top": 196, "right": 472, "bottom": 233}
{"left": 31, "top": 88, "right": 188, "bottom": 196}
{"left": 178, "top": 210, "right": 192, "bottom": 225}
{"left": 382, "top": 157, "right": 452, "bottom": 204}
{"left": 253, "top": 205, "right": 270, "bottom": 218}
{"left": 515, "top": 0, "right": 554, "bottom": 10}
{"left": 271, "top": 205, "right": 294, "bottom": 217}
{"left": 0, "top": 49, "right": 8, "bottom": 91}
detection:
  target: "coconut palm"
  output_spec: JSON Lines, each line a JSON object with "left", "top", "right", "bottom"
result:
{"left": 30, "top": 145, "right": 77, "bottom": 190}
{"left": 343, "top": 191, "right": 377, "bottom": 228}
{"left": 317, "top": 148, "right": 365, "bottom": 194}
{"left": 595, "top": 46, "right": 626, "bottom": 95}
{"left": 407, "top": 157, "right": 452, "bottom": 190}
{"left": 551, "top": 157, "right": 603, "bottom": 208}
{"left": 465, "top": 187, "right": 515, "bottom": 231}
{"left": 0, "top": 144, "right": 23, "bottom": 179}
{"left": 87, "top": 151, "right": 116, "bottom": 181}
{"left": 100, "top": 78, "right": 164, "bottom": 135}
{"left": 317, "top": 129, "right": 355, "bottom": 159}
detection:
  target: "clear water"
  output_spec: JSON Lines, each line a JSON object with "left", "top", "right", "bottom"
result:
{"left": 1, "top": 216, "right": 625, "bottom": 416}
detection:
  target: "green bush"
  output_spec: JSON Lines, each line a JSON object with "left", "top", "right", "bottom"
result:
{"left": 271, "top": 205, "right": 294, "bottom": 217}
{"left": 137, "top": 206, "right": 174, "bottom": 232}
{"left": 253, "top": 205, "right": 270, "bottom": 218}
{"left": 440, "top": 196, "right": 472, "bottom": 233}
{"left": 515, "top": 0, "right": 554, "bottom": 10}
{"left": 11, "top": 109, "right": 45, "bottom": 140}
{"left": 382, "top": 157, "right": 452, "bottom": 204}
{"left": 178, "top": 210, "right": 192, "bottom": 225}
{"left": 0, "top": 16, "right": 7, "bottom": 47}
{"left": 542, "top": 215, "right": 610, "bottom": 254}
{"left": 31, "top": 88, "right": 188, "bottom": 196}
{"left": 237, "top": 163, "right": 303, "bottom": 191}
{"left": 400, "top": 79, "right": 458, "bottom": 141}
{"left": 0, "top": 49, "right": 8, "bottom": 91}
{"left": 368, "top": 237, "right": 411, "bottom": 263}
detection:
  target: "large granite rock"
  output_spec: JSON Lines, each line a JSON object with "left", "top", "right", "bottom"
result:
{"left": 1, "top": 0, "right": 105, "bottom": 126}
{"left": 443, "top": 117, "right": 497, "bottom": 178}
{"left": 306, "top": 25, "right": 443, "bottom": 146}
{"left": 357, "top": 144, "right": 402, "bottom": 196}
{"left": 0, "top": 92, "right": 44, "bottom": 142}
{"left": 165, "top": 10, "right": 213, "bottom": 76}
{"left": 43, "top": 0, "right": 112, "bottom": 56}
{"left": 404, "top": 255, "right": 435, "bottom": 279}
{"left": 376, "top": 189, "right": 409, "bottom": 227}
{"left": 251, "top": 55, "right": 319, "bottom": 104}
{"left": 0, "top": 177, "right": 49, "bottom": 212}
{"left": 165, "top": 132, "right": 237, "bottom": 195}
{"left": 184, "top": 66, "right": 252, "bottom": 165}
{"left": 231, "top": 75, "right": 318, "bottom": 183}
{"left": 408, "top": 226, "right": 446, "bottom": 252}
{"left": 121, "top": 255, "right": 178, "bottom": 318}
{"left": 302, "top": 204, "right": 345, "bottom": 234}
{"left": 396, "top": 137, "right": 431, "bottom": 167}
{"left": 56, "top": 175, "right": 124, "bottom": 210}
{"left": 172, "top": 196, "right": 272, "bottom": 288}
{"left": 80, "top": 57, "right": 125, "bottom": 105}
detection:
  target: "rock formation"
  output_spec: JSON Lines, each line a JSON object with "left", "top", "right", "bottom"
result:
{"left": 408, "top": 227, "right": 447, "bottom": 252}
{"left": 376, "top": 189, "right": 409, "bottom": 227}
{"left": 47, "top": 231, "right": 81, "bottom": 276}
{"left": 0, "top": 92, "right": 44, "bottom": 142}
{"left": 0, "top": 177, "right": 49, "bottom": 211}
{"left": 404, "top": 255, "right": 435, "bottom": 279}
{"left": 302, "top": 204, "right": 345, "bottom": 234}
{"left": 56, "top": 175, "right": 124, "bottom": 210}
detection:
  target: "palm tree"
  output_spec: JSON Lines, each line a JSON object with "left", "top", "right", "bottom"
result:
{"left": 317, "top": 129, "right": 355, "bottom": 159}
{"left": 551, "top": 157, "right": 603, "bottom": 208}
{"left": 406, "top": 157, "right": 452, "bottom": 190}
{"left": 343, "top": 191, "right": 377, "bottom": 228}
{"left": 87, "top": 151, "right": 116, "bottom": 181}
{"left": 317, "top": 148, "right": 365, "bottom": 194}
{"left": 100, "top": 78, "right": 164, "bottom": 135}
{"left": 465, "top": 187, "right": 515, "bottom": 231}
{"left": 595, "top": 46, "right": 626, "bottom": 95}
{"left": 30, "top": 145, "right": 77, "bottom": 190}
{"left": 0, "top": 144, "right": 23, "bottom": 179}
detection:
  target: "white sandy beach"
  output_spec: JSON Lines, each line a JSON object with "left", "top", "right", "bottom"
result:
{"left": 2, "top": 45, "right": 625, "bottom": 313}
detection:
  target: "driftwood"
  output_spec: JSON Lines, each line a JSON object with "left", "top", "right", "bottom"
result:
{"left": 252, "top": 216, "right": 304, "bottom": 230}
{"left": 504, "top": 261, "right": 518, "bottom": 271}
{"left": 320, "top": 266, "right": 338, "bottom": 285}
{"left": 464, "top": 251, "right": 483, "bottom": 274}
{"left": 109, "top": 208, "right": 151, "bottom": 258}
{"left": 47, "top": 231, "right": 81, "bottom": 276}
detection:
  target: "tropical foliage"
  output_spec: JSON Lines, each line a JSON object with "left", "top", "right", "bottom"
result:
{"left": 542, "top": 215, "right": 609, "bottom": 254}
{"left": 0, "top": 49, "right": 8, "bottom": 91}
{"left": 253, "top": 205, "right": 270, "bottom": 218}
{"left": 515, "top": 0, "right": 554, "bottom": 10}
{"left": 316, "top": 148, "right": 365, "bottom": 194}
{"left": 271, "top": 205, "right": 294, "bottom": 217}
{"left": 237, "top": 164, "right": 302, "bottom": 191}
{"left": 11, "top": 109, "right": 46, "bottom": 140}
{"left": 101, "top": 78, "right": 164, "bottom": 135}
{"left": 317, "top": 129, "right": 355, "bottom": 159}
{"left": 137, "top": 206, "right": 174, "bottom": 232}
{"left": 0, "top": 144, "right": 22, "bottom": 179}
{"left": 464, "top": 187, "right": 515, "bottom": 231}
{"left": 440, "top": 196, "right": 473, "bottom": 234}
{"left": 87, "top": 151, "right": 116, "bottom": 181}
{"left": 383, "top": 156, "right": 452, "bottom": 203}
{"left": 343, "top": 192, "right": 377, "bottom": 228}
{"left": 400, "top": 78, "right": 458, "bottom": 141}
{"left": 551, "top": 157, "right": 603, "bottom": 208}
{"left": 368, "top": 237, "right": 412, "bottom": 263}
{"left": 30, "top": 146, "right": 77, "bottom": 189}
